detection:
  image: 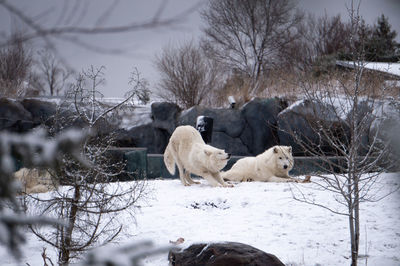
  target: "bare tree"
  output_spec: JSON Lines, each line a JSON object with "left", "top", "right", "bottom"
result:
{"left": 286, "top": 13, "right": 352, "bottom": 74}
{"left": 201, "top": 0, "right": 302, "bottom": 95}
{"left": 0, "top": 1, "right": 201, "bottom": 99}
{"left": 0, "top": 127, "right": 90, "bottom": 259}
{"left": 281, "top": 4, "right": 400, "bottom": 265}
{"left": 155, "top": 40, "right": 222, "bottom": 108}
{"left": 0, "top": 1, "right": 200, "bottom": 264}
{"left": 0, "top": 33, "right": 33, "bottom": 97}
{"left": 24, "top": 66, "right": 147, "bottom": 265}
{"left": 34, "top": 49, "right": 73, "bottom": 96}
{"left": 127, "top": 67, "right": 151, "bottom": 105}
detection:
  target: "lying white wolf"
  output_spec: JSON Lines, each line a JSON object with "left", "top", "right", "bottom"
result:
{"left": 14, "top": 167, "right": 58, "bottom": 194}
{"left": 164, "top": 125, "right": 232, "bottom": 187}
{"left": 221, "top": 145, "right": 297, "bottom": 182}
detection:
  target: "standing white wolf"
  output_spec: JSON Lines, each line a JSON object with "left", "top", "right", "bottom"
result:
{"left": 221, "top": 145, "right": 297, "bottom": 182}
{"left": 164, "top": 125, "right": 232, "bottom": 187}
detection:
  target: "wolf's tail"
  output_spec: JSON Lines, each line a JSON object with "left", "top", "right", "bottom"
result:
{"left": 163, "top": 142, "right": 176, "bottom": 175}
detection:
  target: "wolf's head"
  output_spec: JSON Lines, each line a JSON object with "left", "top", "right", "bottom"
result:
{"left": 271, "top": 145, "right": 294, "bottom": 173}
{"left": 203, "top": 145, "right": 231, "bottom": 172}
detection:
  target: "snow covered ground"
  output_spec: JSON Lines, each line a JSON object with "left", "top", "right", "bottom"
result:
{"left": 1, "top": 173, "right": 399, "bottom": 266}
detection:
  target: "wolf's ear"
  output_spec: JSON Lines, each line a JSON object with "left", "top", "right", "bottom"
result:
{"left": 288, "top": 146, "right": 292, "bottom": 153}
{"left": 273, "top": 147, "right": 278, "bottom": 153}
{"left": 204, "top": 150, "right": 211, "bottom": 156}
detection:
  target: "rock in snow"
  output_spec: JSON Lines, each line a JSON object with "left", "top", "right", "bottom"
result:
{"left": 168, "top": 242, "right": 285, "bottom": 266}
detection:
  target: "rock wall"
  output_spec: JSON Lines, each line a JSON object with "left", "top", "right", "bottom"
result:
{"left": 116, "top": 98, "right": 288, "bottom": 155}
{"left": 1, "top": 97, "right": 399, "bottom": 158}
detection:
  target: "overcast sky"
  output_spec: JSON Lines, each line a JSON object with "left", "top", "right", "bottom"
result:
{"left": 1, "top": 0, "right": 399, "bottom": 98}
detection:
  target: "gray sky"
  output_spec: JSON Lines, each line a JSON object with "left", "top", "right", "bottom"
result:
{"left": 1, "top": 0, "right": 399, "bottom": 98}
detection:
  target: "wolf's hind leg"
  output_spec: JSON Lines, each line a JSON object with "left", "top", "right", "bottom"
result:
{"left": 184, "top": 170, "right": 200, "bottom": 184}
{"left": 176, "top": 162, "right": 190, "bottom": 186}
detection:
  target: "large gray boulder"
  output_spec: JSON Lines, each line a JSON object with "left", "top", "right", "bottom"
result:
{"left": 179, "top": 105, "right": 248, "bottom": 155}
{"left": 345, "top": 100, "right": 374, "bottom": 155}
{"left": 369, "top": 100, "right": 400, "bottom": 170}
{"left": 169, "top": 242, "right": 285, "bottom": 266}
{"left": 240, "top": 98, "right": 287, "bottom": 155}
{"left": 277, "top": 99, "right": 349, "bottom": 156}
{"left": 111, "top": 103, "right": 180, "bottom": 153}
{"left": 151, "top": 102, "right": 180, "bottom": 135}
{"left": 20, "top": 98, "right": 57, "bottom": 125}
{"left": 0, "top": 98, "right": 34, "bottom": 132}
{"left": 179, "top": 106, "right": 245, "bottom": 138}
{"left": 118, "top": 123, "right": 169, "bottom": 154}
{"left": 211, "top": 131, "right": 250, "bottom": 156}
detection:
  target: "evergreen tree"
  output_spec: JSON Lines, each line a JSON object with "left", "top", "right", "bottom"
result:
{"left": 365, "top": 14, "right": 398, "bottom": 61}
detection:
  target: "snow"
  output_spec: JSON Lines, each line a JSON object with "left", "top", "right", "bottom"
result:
{"left": 119, "top": 105, "right": 152, "bottom": 130}
{"left": 1, "top": 173, "right": 399, "bottom": 266}
{"left": 336, "top": 61, "right": 400, "bottom": 77}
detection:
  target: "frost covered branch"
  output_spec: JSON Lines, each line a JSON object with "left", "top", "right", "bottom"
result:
{"left": 0, "top": 127, "right": 90, "bottom": 258}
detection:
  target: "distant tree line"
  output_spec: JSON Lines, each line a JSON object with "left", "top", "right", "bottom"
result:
{"left": 0, "top": 32, "right": 73, "bottom": 98}
{"left": 1, "top": 0, "right": 398, "bottom": 105}
{"left": 154, "top": 0, "right": 399, "bottom": 108}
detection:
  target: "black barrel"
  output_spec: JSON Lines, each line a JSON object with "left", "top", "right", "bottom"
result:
{"left": 196, "top": 116, "right": 213, "bottom": 144}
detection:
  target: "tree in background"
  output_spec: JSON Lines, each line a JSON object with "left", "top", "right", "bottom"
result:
{"left": 201, "top": 0, "right": 302, "bottom": 97}
{"left": 25, "top": 66, "right": 147, "bottom": 265}
{"left": 288, "top": 13, "right": 352, "bottom": 75}
{"left": 364, "top": 14, "right": 399, "bottom": 61}
{"left": 154, "top": 41, "right": 222, "bottom": 108}
{"left": 0, "top": 33, "right": 35, "bottom": 97}
{"left": 285, "top": 5, "right": 400, "bottom": 266}
{"left": 0, "top": 1, "right": 199, "bottom": 264}
{"left": 127, "top": 67, "right": 151, "bottom": 105}
{"left": 34, "top": 49, "right": 73, "bottom": 96}
{"left": 0, "top": 0, "right": 200, "bottom": 100}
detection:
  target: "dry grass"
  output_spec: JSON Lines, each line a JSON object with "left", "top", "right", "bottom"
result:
{"left": 209, "top": 68, "right": 399, "bottom": 108}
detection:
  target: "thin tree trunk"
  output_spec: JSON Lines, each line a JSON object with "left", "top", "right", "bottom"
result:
{"left": 354, "top": 180, "right": 360, "bottom": 265}
{"left": 347, "top": 173, "right": 357, "bottom": 266}
{"left": 59, "top": 185, "right": 80, "bottom": 265}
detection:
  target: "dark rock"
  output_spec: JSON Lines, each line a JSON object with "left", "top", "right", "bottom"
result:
{"left": 178, "top": 105, "right": 246, "bottom": 155}
{"left": 120, "top": 123, "right": 154, "bottom": 149}
{"left": 346, "top": 100, "right": 374, "bottom": 155}
{"left": 178, "top": 106, "right": 205, "bottom": 127}
{"left": 94, "top": 116, "right": 119, "bottom": 136}
{"left": 211, "top": 131, "right": 250, "bottom": 156}
{"left": 114, "top": 128, "right": 135, "bottom": 147}
{"left": 151, "top": 102, "right": 181, "bottom": 135}
{"left": 118, "top": 123, "right": 169, "bottom": 154}
{"left": 179, "top": 106, "right": 245, "bottom": 138}
{"left": 214, "top": 109, "right": 245, "bottom": 138}
{"left": 240, "top": 98, "right": 287, "bottom": 155}
{"left": 369, "top": 100, "right": 400, "bottom": 170}
{"left": 20, "top": 98, "right": 57, "bottom": 125}
{"left": 168, "top": 242, "right": 285, "bottom": 266}
{"left": 0, "top": 98, "right": 34, "bottom": 132}
{"left": 277, "top": 99, "right": 349, "bottom": 156}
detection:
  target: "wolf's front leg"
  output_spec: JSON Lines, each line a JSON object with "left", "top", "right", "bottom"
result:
{"left": 212, "top": 173, "right": 234, "bottom": 187}
{"left": 184, "top": 170, "right": 200, "bottom": 185}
